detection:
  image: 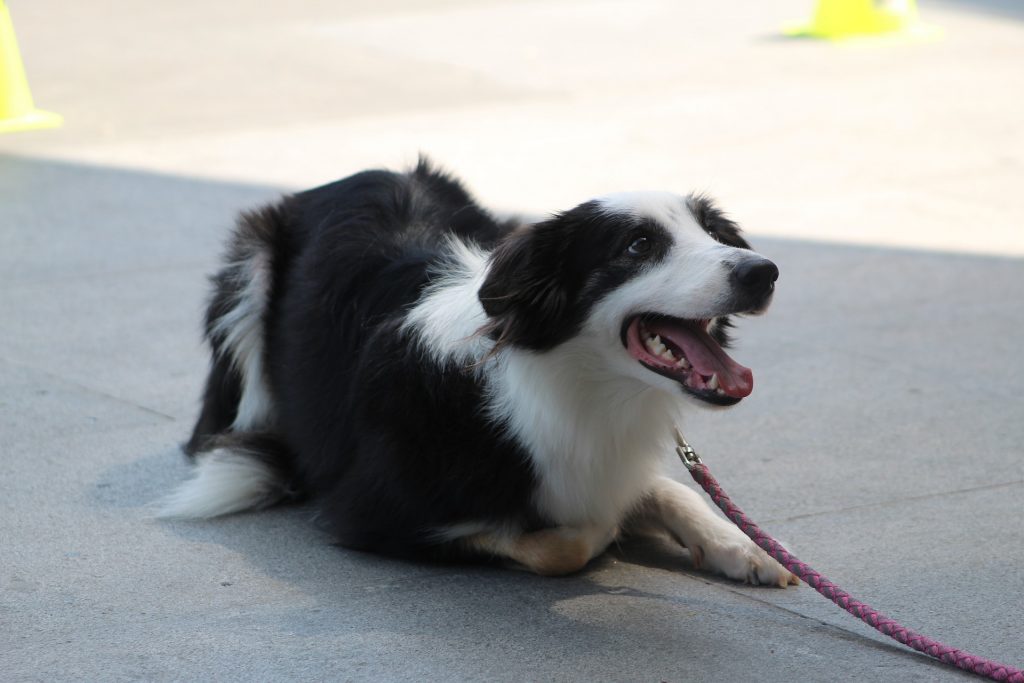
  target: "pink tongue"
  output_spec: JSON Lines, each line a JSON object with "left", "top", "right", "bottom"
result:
{"left": 648, "top": 319, "right": 754, "bottom": 398}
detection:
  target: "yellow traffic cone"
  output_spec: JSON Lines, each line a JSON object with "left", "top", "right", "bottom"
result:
{"left": 0, "top": 0, "right": 61, "bottom": 133}
{"left": 786, "top": 0, "right": 940, "bottom": 40}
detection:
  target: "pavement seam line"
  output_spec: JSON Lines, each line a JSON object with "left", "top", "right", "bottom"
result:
{"left": 1, "top": 356, "right": 178, "bottom": 422}
{"left": 761, "top": 478, "right": 1024, "bottom": 525}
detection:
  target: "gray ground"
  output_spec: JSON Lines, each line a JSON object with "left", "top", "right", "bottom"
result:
{"left": 2, "top": 1, "right": 1022, "bottom": 681}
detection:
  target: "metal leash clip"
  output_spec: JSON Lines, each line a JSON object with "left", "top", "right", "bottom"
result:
{"left": 673, "top": 426, "right": 702, "bottom": 470}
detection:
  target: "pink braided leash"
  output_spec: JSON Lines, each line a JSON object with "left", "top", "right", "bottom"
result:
{"left": 673, "top": 428, "right": 1024, "bottom": 683}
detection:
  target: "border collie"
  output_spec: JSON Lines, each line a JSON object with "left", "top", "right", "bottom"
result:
{"left": 162, "top": 159, "right": 795, "bottom": 585}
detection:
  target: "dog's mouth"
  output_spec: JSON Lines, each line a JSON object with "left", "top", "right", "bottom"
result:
{"left": 621, "top": 314, "right": 753, "bottom": 406}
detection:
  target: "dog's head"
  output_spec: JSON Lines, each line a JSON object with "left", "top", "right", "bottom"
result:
{"left": 478, "top": 192, "right": 777, "bottom": 407}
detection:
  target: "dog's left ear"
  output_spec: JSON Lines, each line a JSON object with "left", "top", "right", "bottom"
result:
{"left": 688, "top": 194, "right": 751, "bottom": 250}
{"left": 478, "top": 220, "right": 575, "bottom": 351}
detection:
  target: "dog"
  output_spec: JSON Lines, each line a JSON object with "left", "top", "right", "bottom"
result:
{"left": 162, "top": 158, "right": 796, "bottom": 586}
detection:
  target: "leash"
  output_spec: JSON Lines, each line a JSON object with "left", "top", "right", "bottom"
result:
{"left": 672, "top": 427, "right": 1024, "bottom": 682}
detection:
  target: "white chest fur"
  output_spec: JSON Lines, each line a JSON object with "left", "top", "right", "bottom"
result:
{"left": 489, "top": 342, "right": 681, "bottom": 528}
{"left": 403, "top": 237, "right": 683, "bottom": 529}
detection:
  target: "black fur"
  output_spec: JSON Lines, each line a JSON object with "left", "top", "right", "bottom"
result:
{"left": 185, "top": 355, "right": 240, "bottom": 456}
{"left": 274, "top": 164, "right": 550, "bottom": 558}
{"left": 189, "top": 161, "right": 546, "bottom": 559}
{"left": 688, "top": 194, "right": 751, "bottom": 250}
{"left": 479, "top": 204, "right": 671, "bottom": 351}
{"left": 186, "top": 161, "right": 763, "bottom": 562}
{"left": 186, "top": 203, "right": 295, "bottom": 455}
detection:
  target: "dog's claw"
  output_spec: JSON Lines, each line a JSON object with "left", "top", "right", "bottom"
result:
{"left": 691, "top": 544, "right": 705, "bottom": 569}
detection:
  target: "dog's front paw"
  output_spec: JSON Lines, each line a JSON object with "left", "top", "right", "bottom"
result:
{"left": 691, "top": 524, "right": 798, "bottom": 588}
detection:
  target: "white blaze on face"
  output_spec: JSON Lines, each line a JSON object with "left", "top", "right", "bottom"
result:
{"left": 589, "top": 193, "right": 741, "bottom": 319}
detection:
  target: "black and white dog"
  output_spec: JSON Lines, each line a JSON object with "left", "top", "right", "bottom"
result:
{"left": 163, "top": 159, "right": 795, "bottom": 585}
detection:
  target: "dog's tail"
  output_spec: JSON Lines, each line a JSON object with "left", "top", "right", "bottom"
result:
{"left": 161, "top": 433, "right": 298, "bottom": 519}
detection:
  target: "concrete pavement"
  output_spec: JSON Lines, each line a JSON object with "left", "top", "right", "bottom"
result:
{"left": 2, "top": 1, "right": 1022, "bottom": 680}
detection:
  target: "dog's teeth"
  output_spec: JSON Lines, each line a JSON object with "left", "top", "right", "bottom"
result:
{"left": 677, "top": 357, "right": 690, "bottom": 369}
{"left": 716, "top": 388, "right": 726, "bottom": 396}
{"left": 707, "top": 374, "right": 719, "bottom": 390}
{"left": 644, "top": 334, "right": 681, "bottom": 364}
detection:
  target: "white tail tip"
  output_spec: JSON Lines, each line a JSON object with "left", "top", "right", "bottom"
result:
{"left": 159, "top": 448, "right": 280, "bottom": 519}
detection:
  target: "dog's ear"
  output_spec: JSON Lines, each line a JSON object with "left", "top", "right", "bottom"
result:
{"left": 687, "top": 194, "right": 751, "bottom": 250}
{"left": 478, "top": 221, "right": 574, "bottom": 351}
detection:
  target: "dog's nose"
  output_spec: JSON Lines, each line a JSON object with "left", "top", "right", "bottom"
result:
{"left": 731, "top": 258, "right": 779, "bottom": 297}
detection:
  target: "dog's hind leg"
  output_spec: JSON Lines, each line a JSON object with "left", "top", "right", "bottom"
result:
{"left": 184, "top": 353, "right": 242, "bottom": 456}
{"left": 626, "top": 476, "right": 798, "bottom": 587}
{"left": 465, "top": 525, "right": 617, "bottom": 576}
{"left": 186, "top": 204, "right": 288, "bottom": 456}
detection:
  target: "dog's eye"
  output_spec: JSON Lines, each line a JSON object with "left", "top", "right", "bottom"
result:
{"left": 626, "top": 236, "right": 651, "bottom": 257}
